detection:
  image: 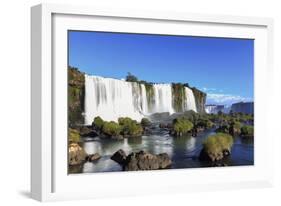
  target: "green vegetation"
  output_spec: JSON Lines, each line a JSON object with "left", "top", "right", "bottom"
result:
{"left": 203, "top": 133, "right": 233, "bottom": 156}
{"left": 68, "top": 66, "right": 85, "bottom": 126}
{"left": 172, "top": 117, "right": 194, "bottom": 136}
{"left": 229, "top": 121, "right": 242, "bottom": 135}
{"left": 102, "top": 121, "right": 122, "bottom": 137}
{"left": 118, "top": 117, "right": 143, "bottom": 137}
{"left": 141, "top": 118, "right": 151, "bottom": 127}
{"left": 191, "top": 87, "right": 206, "bottom": 113}
{"left": 241, "top": 125, "right": 254, "bottom": 137}
{"left": 197, "top": 119, "right": 214, "bottom": 129}
{"left": 144, "top": 83, "right": 155, "bottom": 111}
{"left": 172, "top": 83, "right": 186, "bottom": 112}
{"left": 92, "top": 116, "right": 104, "bottom": 131}
{"left": 69, "top": 128, "right": 81, "bottom": 142}
{"left": 125, "top": 72, "right": 138, "bottom": 82}
{"left": 91, "top": 116, "right": 145, "bottom": 138}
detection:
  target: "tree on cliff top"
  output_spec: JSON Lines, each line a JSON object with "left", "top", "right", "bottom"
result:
{"left": 126, "top": 72, "right": 138, "bottom": 82}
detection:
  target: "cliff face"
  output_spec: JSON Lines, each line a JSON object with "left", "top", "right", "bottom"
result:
{"left": 68, "top": 67, "right": 206, "bottom": 126}
{"left": 191, "top": 87, "right": 206, "bottom": 114}
{"left": 68, "top": 67, "right": 85, "bottom": 126}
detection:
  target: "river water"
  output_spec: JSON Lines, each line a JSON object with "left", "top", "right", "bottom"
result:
{"left": 69, "top": 126, "right": 254, "bottom": 174}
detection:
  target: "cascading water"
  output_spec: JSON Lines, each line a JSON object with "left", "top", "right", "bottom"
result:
{"left": 84, "top": 74, "right": 197, "bottom": 124}
{"left": 184, "top": 87, "right": 197, "bottom": 112}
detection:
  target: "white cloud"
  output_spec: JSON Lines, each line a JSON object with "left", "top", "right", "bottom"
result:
{"left": 207, "top": 93, "right": 252, "bottom": 106}
{"left": 201, "top": 87, "right": 217, "bottom": 92}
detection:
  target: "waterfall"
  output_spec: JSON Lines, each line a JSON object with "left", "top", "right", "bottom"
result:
{"left": 184, "top": 87, "right": 197, "bottom": 112}
{"left": 84, "top": 74, "right": 197, "bottom": 124}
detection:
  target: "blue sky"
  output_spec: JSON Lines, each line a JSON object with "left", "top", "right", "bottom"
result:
{"left": 68, "top": 31, "right": 254, "bottom": 106}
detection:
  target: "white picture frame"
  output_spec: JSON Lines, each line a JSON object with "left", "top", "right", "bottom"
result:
{"left": 31, "top": 3, "right": 274, "bottom": 202}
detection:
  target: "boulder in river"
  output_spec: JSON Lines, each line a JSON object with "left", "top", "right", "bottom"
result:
{"left": 111, "top": 149, "right": 127, "bottom": 165}
{"left": 111, "top": 149, "right": 172, "bottom": 171}
{"left": 68, "top": 143, "right": 87, "bottom": 165}
{"left": 87, "top": 153, "right": 101, "bottom": 162}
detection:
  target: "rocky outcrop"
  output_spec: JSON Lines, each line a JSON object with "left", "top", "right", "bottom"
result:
{"left": 86, "top": 153, "right": 101, "bottom": 162}
{"left": 68, "top": 143, "right": 87, "bottom": 165}
{"left": 111, "top": 149, "right": 172, "bottom": 171}
{"left": 191, "top": 87, "right": 206, "bottom": 114}
{"left": 111, "top": 149, "right": 127, "bottom": 165}
{"left": 199, "top": 148, "right": 231, "bottom": 162}
{"left": 68, "top": 66, "right": 85, "bottom": 126}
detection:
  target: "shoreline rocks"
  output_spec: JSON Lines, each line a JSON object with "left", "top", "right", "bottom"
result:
{"left": 86, "top": 153, "right": 101, "bottom": 162}
{"left": 199, "top": 148, "right": 231, "bottom": 162}
{"left": 68, "top": 143, "right": 87, "bottom": 166}
{"left": 111, "top": 149, "right": 172, "bottom": 171}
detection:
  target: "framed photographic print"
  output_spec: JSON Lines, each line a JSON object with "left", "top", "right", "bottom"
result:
{"left": 31, "top": 3, "right": 274, "bottom": 201}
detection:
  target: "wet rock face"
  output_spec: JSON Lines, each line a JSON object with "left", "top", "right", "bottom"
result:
{"left": 68, "top": 143, "right": 87, "bottom": 166}
{"left": 110, "top": 149, "right": 127, "bottom": 165}
{"left": 111, "top": 150, "right": 172, "bottom": 171}
{"left": 199, "top": 148, "right": 231, "bottom": 162}
{"left": 191, "top": 87, "right": 206, "bottom": 113}
{"left": 86, "top": 153, "right": 101, "bottom": 162}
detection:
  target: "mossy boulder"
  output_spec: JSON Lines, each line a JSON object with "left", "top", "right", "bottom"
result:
{"left": 196, "top": 119, "right": 214, "bottom": 129}
{"left": 241, "top": 125, "right": 254, "bottom": 137}
{"left": 102, "top": 121, "right": 122, "bottom": 137}
{"left": 118, "top": 117, "right": 143, "bottom": 137}
{"left": 215, "top": 125, "right": 230, "bottom": 134}
{"left": 171, "top": 117, "right": 193, "bottom": 136}
{"left": 229, "top": 121, "right": 242, "bottom": 135}
{"left": 140, "top": 118, "right": 151, "bottom": 127}
{"left": 200, "top": 133, "right": 233, "bottom": 162}
{"left": 92, "top": 116, "right": 104, "bottom": 131}
{"left": 69, "top": 128, "right": 81, "bottom": 142}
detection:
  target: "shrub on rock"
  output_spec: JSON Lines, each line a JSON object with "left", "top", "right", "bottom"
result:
{"left": 102, "top": 121, "right": 122, "bottom": 137}
{"left": 69, "top": 128, "right": 81, "bottom": 142}
{"left": 241, "top": 125, "right": 254, "bottom": 137}
{"left": 229, "top": 121, "right": 242, "bottom": 135}
{"left": 200, "top": 133, "right": 233, "bottom": 162}
{"left": 92, "top": 116, "right": 104, "bottom": 131}
{"left": 140, "top": 118, "right": 151, "bottom": 127}
{"left": 171, "top": 117, "right": 193, "bottom": 136}
{"left": 118, "top": 117, "right": 143, "bottom": 137}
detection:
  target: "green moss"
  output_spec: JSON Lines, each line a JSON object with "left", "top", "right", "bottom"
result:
{"left": 144, "top": 83, "right": 155, "bottom": 111}
{"left": 172, "top": 83, "right": 186, "bottom": 112}
{"left": 140, "top": 118, "right": 151, "bottom": 127}
{"left": 92, "top": 116, "right": 104, "bottom": 131}
{"left": 118, "top": 117, "right": 143, "bottom": 137}
{"left": 215, "top": 125, "right": 230, "bottom": 133}
{"left": 229, "top": 121, "right": 242, "bottom": 134}
{"left": 196, "top": 119, "right": 214, "bottom": 128}
{"left": 69, "top": 128, "right": 81, "bottom": 142}
{"left": 172, "top": 117, "right": 193, "bottom": 136}
{"left": 191, "top": 87, "right": 206, "bottom": 113}
{"left": 68, "top": 66, "right": 85, "bottom": 126}
{"left": 241, "top": 125, "right": 254, "bottom": 137}
{"left": 102, "top": 121, "right": 122, "bottom": 136}
{"left": 203, "top": 133, "right": 233, "bottom": 155}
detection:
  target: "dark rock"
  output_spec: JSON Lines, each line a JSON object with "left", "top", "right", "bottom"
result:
{"left": 199, "top": 148, "right": 231, "bottom": 162}
{"left": 111, "top": 150, "right": 172, "bottom": 171}
{"left": 111, "top": 149, "right": 127, "bottom": 165}
{"left": 159, "top": 123, "right": 167, "bottom": 128}
{"left": 79, "top": 126, "right": 99, "bottom": 137}
{"left": 87, "top": 153, "right": 101, "bottom": 162}
{"left": 68, "top": 143, "right": 87, "bottom": 165}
